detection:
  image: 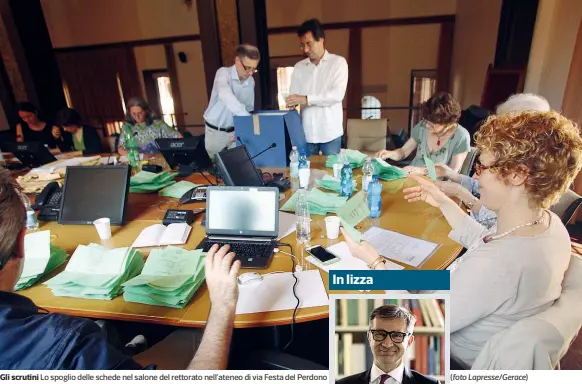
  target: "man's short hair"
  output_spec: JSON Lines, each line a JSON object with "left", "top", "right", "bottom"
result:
{"left": 297, "top": 18, "right": 325, "bottom": 40}
{"left": 0, "top": 170, "right": 26, "bottom": 271}
{"left": 236, "top": 44, "right": 260, "bottom": 61}
{"left": 369, "top": 304, "right": 416, "bottom": 333}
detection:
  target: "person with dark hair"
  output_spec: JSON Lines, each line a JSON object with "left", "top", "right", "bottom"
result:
{"left": 337, "top": 304, "right": 439, "bottom": 384}
{"left": 0, "top": 168, "right": 242, "bottom": 369}
{"left": 15, "top": 102, "right": 65, "bottom": 151}
{"left": 203, "top": 44, "right": 260, "bottom": 160}
{"left": 286, "top": 19, "right": 348, "bottom": 156}
{"left": 55, "top": 108, "right": 103, "bottom": 155}
{"left": 376, "top": 92, "right": 470, "bottom": 176}
{"left": 118, "top": 97, "right": 181, "bottom": 155}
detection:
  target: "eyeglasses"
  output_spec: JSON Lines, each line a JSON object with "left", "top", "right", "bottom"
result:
{"left": 473, "top": 159, "right": 498, "bottom": 176}
{"left": 300, "top": 41, "right": 316, "bottom": 50}
{"left": 240, "top": 61, "right": 258, "bottom": 73}
{"left": 369, "top": 330, "right": 411, "bottom": 343}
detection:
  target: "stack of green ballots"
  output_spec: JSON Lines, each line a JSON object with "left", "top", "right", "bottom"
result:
{"left": 15, "top": 231, "right": 68, "bottom": 291}
{"left": 326, "top": 149, "right": 368, "bottom": 169}
{"left": 122, "top": 247, "right": 205, "bottom": 308}
{"left": 281, "top": 188, "right": 348, "bottom": 215}
{"left": 316, "top": 174, "right": 358, "bottom": 193}
{"left": 44, "top": 244, "right": 144, "bottom": 300}
{"left": 159, "top": 181, "right": 202, "bottom": 198}
{"left": 130, "top": 170, "right": 177, "bottom": 193}
{"left": 373, "top": 157, "right": 408, "bottom": 181}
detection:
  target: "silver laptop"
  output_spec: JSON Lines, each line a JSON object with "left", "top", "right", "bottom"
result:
{"left": 195, "top": 186, "right": 280, "bottom": 269}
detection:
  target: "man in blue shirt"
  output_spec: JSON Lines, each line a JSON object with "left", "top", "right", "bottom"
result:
{"left": 0, "top": 170, "right": 241, "bottom": 370}
{"left": 203, "top": 44, "right": 259, "bottom": 161}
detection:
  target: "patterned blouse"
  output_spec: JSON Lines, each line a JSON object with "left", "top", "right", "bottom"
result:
{"left": 118, "top": 120, "right": 180, "bottom": 153}
{"left": 409, "top": 120, "right": 470, "bottom": 168}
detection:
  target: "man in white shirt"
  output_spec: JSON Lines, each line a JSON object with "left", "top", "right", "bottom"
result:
{"left": 203, "top": 44, "right": 259, "bottom": 160}
{"left": 286, "top": 19, "right": 348, "bottom": 156}
{"left": 337, "top": 305, "right": 439, "bottom": 384}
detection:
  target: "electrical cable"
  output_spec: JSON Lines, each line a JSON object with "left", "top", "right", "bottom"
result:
{"left": 275, "top": 242, "right": 300, "bottom": 352}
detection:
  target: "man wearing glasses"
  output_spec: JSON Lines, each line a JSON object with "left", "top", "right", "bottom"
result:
{"left": 338, "top": 305, "right": 439, "bottom": 384}
{"left": 203, "top": 44, "right": 259, "bottom": 160}
{"left": 286, "top": 19, "right": 348, "bottom": 156}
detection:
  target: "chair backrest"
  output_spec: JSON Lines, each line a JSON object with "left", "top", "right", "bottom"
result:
{"left": 460, "top": 147, "right": 479, "bottom": 176}
{"left": 346, "top": 119, "right": 388, "bottom": 155}
{"left": 550, "top": 189, "right": 582, "bottom": 225}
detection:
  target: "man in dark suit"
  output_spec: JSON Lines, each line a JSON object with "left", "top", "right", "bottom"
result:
{"left": 337, "top": 305, "right": 440, "bottom": 384}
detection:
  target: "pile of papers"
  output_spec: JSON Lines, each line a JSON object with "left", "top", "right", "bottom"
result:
{"left": 159, "top": 181, "right": 202, "bottom": 198}
{"left": 280, "top": 188, "right": 348, "bottom": 215}
{"left": 316, "top": 174, "right": 358, "bottom": 193}
{"left": 15, "top": 231, "right": 68, "bottom": 291}
{"left": 123, "top": 247, "right": 205, "bottom": 308}
{"left": 44, "top": 244, "right": 144, "bottom": 300}
{"left": 373, "top": 158, "right": 408, "bottom": 181}
{"left": 326, "top": 149, "right": 368, "bottom": 169}
{"left": 130, "top": 171, "right": 176, "bottom": 193}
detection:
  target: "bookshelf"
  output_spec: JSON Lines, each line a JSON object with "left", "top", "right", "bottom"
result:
{"left": 335, "top": 298, "right": 445, "bottom": 382}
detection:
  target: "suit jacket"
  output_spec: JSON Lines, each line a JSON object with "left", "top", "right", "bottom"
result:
{"left": 337, "top": 366, "right": 440, "bottom": 384}
{"left": 61, "top": 125, "right": 104, "bottom": 155}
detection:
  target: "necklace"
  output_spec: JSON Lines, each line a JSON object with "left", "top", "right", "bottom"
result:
{"left": 483, "top": 212, "right": 546, "bottom": 243}
{"left": 435, "top": 132, "right": 448, "bottom": 147}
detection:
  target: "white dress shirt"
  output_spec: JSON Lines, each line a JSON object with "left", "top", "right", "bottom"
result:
{"left": 370, "top": 362, "right": 404, "bottom": 384}
{"left": 289, "top": 50, "right": 348, "bottom": 143}
{"left": 203, "top": 65, "right": 254, "bottom": 128}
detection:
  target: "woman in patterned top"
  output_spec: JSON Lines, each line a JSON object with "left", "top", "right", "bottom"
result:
{"left": 118, "top": 97, "right": 181, "bottom": 155}
{"left": 376, "top": 92, "right": 470, "bottom": 176}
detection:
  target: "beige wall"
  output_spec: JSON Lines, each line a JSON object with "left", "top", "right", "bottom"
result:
{"left": 450, "top": 0, "right": 502, "bottom": 109}
{"left": 524, "top": 0, "right": 582, "bottom": 109}
{"left": 41, "top": 0, "right": 198, "bottom": 48}
{"left": 133, "top": 45, "right": 167, "bottom": 98}
{"left": 266, "top": 0, "right": 456, "bottom": 27}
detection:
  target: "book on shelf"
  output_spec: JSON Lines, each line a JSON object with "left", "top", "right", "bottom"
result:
{"left": 335, "top": 298, "right": 445, "bottom": 379}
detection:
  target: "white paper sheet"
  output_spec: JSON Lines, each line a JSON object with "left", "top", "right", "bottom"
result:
{"left": 29, "top": 156, "right": 100, "bottom": 173}
{"left": 21, "top": 231, "right": 51, "bottom": 278}
{"left": 361, "top": 227, "right": 440, "bottom": 267}
{"left": 235, "top": 270, "right": 328, "bottom": 315}
{"left": 277, "top": 211, "right": 297, "bottom": 240}
{"left": 306, "top": 241, "right": 404, "bottom": 272}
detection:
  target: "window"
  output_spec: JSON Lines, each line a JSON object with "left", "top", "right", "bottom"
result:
{"left": 409, "top": 70, "right": 437, "bottom": 128}
{"left": 156, "top": 75, "right": 176, "bottom": 128}
{"left": 62, "top": 82, "right": 73, "bottom": 108}
{"left": 276, "top": 67, "right": 295, "bottom": 110}
{"left": 361, "top": 96, "right": 381, "bottom": 119}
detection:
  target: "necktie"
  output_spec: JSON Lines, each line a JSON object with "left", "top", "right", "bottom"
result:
{"left": 379, "top": 374, "right": 391, "bottom": 384}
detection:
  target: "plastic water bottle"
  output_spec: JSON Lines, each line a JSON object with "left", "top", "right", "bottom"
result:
{"left": 296, "top": 188, "right": 311, "bottom": 243}
{"left": 340, "top": 162, "right": 353, "bottom": 198}
{"left": 289, "top": 146, "right": 299, "bottom": 179}
{"left": 368, "top": 175, "right": 383, "bottom": 218}
{"left": 298, "top": 151, "right": 308, "bottom": 169}
{"left": 22, "top": 194, "right": 39, "bottom": 231}
{"left": 362, "top": 157, "right": 375, "bottom": 192}
{"left": 123, "top": 126, "right": 139, "bottom": 168}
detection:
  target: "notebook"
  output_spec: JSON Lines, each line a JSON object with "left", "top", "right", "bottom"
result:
{"left": 131, "top": 223, "right": 192, "bottom": 248}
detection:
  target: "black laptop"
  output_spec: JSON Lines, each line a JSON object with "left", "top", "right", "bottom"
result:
{"left": 195, "top": 186, "right": 279, "bottom": 269}
{"left": 4, "top": 141, "right": 57, "bottom": 168}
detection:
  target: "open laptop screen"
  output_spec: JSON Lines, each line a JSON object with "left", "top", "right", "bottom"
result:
{"left": 206, "top": 186, "right": 279, "bottom": 237}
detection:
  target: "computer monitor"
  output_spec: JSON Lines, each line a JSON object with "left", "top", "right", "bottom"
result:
{"left": 58, "top": 165, "right": 131, "bottom": 225}
{"left": 156, "top": 136, "right": 212, "bottom": 172}
{"left": 214, "top": 145, "right": 263, "bottom": 187}
{"left": 4, "top": 141, "right": 57, "bottom": 168}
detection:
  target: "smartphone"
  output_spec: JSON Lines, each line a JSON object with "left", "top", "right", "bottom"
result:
{"left": 306, "top": 245, "right": 341, "bottom": 266}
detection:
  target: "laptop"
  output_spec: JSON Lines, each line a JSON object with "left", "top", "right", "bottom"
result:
{"left": 4, "top": 141, "right": 57, "bottom": 168}
{"left": 195, "top": 186, "right": 279, "bottom": 269}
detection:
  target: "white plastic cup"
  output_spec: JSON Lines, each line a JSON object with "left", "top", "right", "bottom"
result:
{"left": 325, "top": 216, "right": 341, "bottom": 239}
{"left": 333, "top": 163, "right": 343, "bottom": 179}
{"left": 299, "top": 168, "right": 311, "bottom": 188}
{"left": 93, "top": 218, "right": 112, "bottom": 240}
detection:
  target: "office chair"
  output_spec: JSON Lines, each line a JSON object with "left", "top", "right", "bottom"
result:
{"left": 550, "top": 189, "right": 582, "bottom": 225}
{"left": 460, "top": 147, "right": 479, "bottom": 176}
{"left": 346, "top": 119, "right": 388, "bottom": 155}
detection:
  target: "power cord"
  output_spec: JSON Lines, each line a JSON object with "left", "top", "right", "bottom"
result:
{"left": 275, "top": 242, "right": 300, "bottom": 352}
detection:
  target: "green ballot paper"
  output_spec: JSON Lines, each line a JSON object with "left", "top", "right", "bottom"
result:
{"left": 336, "top": 191, "right": 370, "bottom": 228}
{"left": 423, "top": 155, "right": 437, "bottom": 181}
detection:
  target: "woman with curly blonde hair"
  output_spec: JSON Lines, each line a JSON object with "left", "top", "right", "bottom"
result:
{"left": 342, "top": 111, "right": 582, "bottom": 368}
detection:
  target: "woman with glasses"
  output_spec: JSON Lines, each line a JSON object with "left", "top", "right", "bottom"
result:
{"left": 342, "top": 111, "right": 582, "bottom": 369}
{"left": 376, "top": 92, "right": 470, "bottom": 176}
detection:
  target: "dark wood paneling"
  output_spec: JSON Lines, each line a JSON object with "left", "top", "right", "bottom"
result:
{"left": 53, "top": 35, "right": 200, "bottom": 54}
{"left": 165, "top": 44, "right": 185, "bottom": 130}
{"left": 267, "top": 15, "right": 455, "bottom": 35}
{"left": 346, "top": 28, "right": 362, "bottom": 120}
{"left": 197, "top": 0, "right": 223, "bottom": 100}
{"left": 436, "top": 21, "right": 455, "bottom": 92}
{"left": 494, "top": 0, "right": 539, "bottom": 67}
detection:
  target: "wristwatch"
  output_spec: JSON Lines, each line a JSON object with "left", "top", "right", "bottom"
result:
{"left": 368, "top": 256, "right": 385, "bottom": 270}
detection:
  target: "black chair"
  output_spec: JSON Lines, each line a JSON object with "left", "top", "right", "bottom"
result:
{"left": 550, "top": 189, "right": 582, "bottom": 225}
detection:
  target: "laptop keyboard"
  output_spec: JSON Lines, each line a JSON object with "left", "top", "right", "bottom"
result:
{"left": 197, "top": 239, "right": 273, "bottom": 259}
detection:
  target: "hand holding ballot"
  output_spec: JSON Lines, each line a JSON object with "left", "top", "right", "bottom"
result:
{"left": 339, "top": 227, "right": 380, "bottom": 266}
{"left": 403, "top": 174, "right": 451, "bottom": 208}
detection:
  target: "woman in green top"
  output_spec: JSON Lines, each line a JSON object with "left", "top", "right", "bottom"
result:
{"left": 118, "top": 97, "right": 181, "bottom": 155}
{"left": 55, "top": 107, "right": 103, "bottom": 155}
{"left": 376, "top": 92, "right": 470, "bottom": 175}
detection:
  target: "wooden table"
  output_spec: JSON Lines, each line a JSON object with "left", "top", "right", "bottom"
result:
{"left": 18, "top": 155, "right": 461, "bottom": 328}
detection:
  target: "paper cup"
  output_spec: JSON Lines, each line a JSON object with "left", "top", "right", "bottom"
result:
{"left": 325, "top": 216, "right": 341, "bottom": 239}
{"left": 93, "top": 218, "right": 112, "bottom": 240}
{"left": 299, "top": 168, "right": 311, "bottom": 188}
{"left": 333, "top": 163, "right": 343, "bottom": 179}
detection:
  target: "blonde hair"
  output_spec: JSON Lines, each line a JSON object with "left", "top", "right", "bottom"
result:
{"left": 475, "top": 111, "right": 582, "bottom": 209}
